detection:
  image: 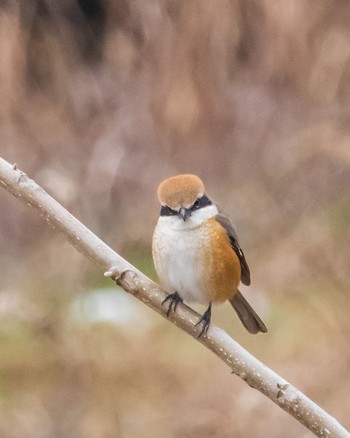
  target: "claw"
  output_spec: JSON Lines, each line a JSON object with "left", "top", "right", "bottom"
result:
{"left": 162, "top": 292, "right": 183, "bottom": 317}
{"left": 195, "top": 303, "right": 212, "bottom": 337}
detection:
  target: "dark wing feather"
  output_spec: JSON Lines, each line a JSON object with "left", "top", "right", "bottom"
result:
{"left": 215, "top": 211, "right": 251, "bottom": 286}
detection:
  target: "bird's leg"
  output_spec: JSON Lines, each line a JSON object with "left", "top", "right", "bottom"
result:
{"left": 162, "top": 292, "right": 183, "bottom": 317}
{"left": 195, "top": 303, "right": 212, "bottom": 337}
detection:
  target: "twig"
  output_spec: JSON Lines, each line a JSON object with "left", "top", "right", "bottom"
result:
{"left": 0, "top": 156, "right": 348, "bottom": 438}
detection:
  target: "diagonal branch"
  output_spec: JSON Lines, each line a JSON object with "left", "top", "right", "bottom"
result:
{"left": 0, "top": 156, "right": 348, "bottom": 438}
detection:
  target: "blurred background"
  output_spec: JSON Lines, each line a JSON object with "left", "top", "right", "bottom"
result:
{"left": 0, "top": 1, "right": 349, "bottom": 437}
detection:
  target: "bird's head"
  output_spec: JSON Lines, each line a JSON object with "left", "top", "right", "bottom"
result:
{"left": 157, "top": 174, "right": 212, "bottom": 221}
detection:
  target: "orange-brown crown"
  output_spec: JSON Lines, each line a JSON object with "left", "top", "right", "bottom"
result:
{"left": 157, "top": 174, "right": 205, "bottom": 210}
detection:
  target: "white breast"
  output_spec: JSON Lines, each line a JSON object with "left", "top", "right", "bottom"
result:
{"left": 152, "top": 205, "right": 218, "bottom": 305}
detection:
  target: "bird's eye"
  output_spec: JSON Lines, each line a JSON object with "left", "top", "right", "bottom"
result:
{"left": 192, "top": 199, "right": 201, "bottom": 210}
{"left": 160, "top": 205, "right": 178, "bottom": 217}
{"left": 191, "top": 195, "right": 212, "bottom": 211}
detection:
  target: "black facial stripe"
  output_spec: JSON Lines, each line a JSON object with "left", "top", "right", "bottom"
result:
{"left": 160, "top": 205, "right": 178, "bottom": 217}
{"left": 160, "top": 195, "right": 212, "bottom": 217}
{"left": 190, "top": 194, "right": 212, "bottom": 211}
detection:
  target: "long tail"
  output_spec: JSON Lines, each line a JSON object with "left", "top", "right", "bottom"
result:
{"left": 229, "top": 290, "right": 268, "bottom": 334}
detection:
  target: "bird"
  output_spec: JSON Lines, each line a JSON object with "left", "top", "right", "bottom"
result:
{"left": 152, "top": 174, "right": 268, "bottom": 337}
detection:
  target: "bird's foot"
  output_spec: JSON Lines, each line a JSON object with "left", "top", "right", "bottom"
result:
{"left": 195, "top": 303, "right": 212, "bottom": 338}
{"left": 162, "top": 292, "right": 183, "bottom": 317}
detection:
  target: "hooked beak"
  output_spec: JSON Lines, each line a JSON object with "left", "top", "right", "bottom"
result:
{"left": 178, "top": 207, "right": 191, "bottom": 221}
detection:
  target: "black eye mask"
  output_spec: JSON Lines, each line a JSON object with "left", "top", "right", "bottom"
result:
{"left": 160, "top": 195, "right": 212, "bottom": 217}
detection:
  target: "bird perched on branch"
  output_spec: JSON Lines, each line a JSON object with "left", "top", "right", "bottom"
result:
{"left": 152, "top": 174, "right": 267, "bottom": 337}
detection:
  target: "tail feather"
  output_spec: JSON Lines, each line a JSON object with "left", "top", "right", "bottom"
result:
{"left": 229, "top": 290, "right": 268, "bottom": 334}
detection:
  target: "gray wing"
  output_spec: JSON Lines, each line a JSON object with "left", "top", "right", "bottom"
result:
{"left": 215, "top": 211, "right": 251, "bottom": 286}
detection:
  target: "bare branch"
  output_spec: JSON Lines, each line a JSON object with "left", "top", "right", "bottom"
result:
{"left": 0, "top": 156, "right": 348, "bottom": 438}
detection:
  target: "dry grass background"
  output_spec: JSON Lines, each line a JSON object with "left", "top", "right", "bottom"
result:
{"left": 0, "top": 1, "right": 349, "bottom": 437}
